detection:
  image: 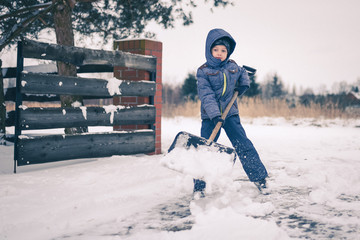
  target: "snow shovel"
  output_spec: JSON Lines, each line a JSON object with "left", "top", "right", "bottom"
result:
{"left": 167, "top": 90, "right": 240, "bottom": 162}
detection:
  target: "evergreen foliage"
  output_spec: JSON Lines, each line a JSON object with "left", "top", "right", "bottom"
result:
{"left": 181, "top": 73, "right": 197, "bottom": 101}
{"left": 0, "top": 0, "right": 233, "bottom": 50}
{"left": 244, "top": 74, "right": 260, "bottom": 97}
{"left": 261, "top": 73, "right": 287, "bottom": 99}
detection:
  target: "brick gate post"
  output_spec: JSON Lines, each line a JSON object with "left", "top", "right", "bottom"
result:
{"left": 113, "top": 39, "right": 162, "bottom": 154}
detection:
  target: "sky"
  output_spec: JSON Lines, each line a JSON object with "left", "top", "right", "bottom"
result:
{"left": 146, "top": 0, "right": 360, "bottom": 93}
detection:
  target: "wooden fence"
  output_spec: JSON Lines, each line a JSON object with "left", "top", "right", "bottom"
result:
{"left": 3, "top": 39, "right": 157, "bottom": 172}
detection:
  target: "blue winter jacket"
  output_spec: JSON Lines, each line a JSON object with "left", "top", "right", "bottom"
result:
{"left": 197, "top": 28, "right": 250, "bottom": 120}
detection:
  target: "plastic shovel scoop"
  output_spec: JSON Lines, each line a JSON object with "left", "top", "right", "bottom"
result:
{"left": 167, "top": 90, "right": 240, "bottom": 164}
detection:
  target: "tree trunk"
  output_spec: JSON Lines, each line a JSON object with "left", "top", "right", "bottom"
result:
{"left": 0, "top": 59, "right": 6, "bottom": 144}
{"left": 52, "top": 0, "right": 87, "bottom": 134}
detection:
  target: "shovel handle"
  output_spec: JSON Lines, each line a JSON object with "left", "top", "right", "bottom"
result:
{"left": 207, "top": 91, "right": 239, "bottom": 143}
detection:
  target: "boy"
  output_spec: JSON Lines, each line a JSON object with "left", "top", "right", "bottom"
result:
{"left": 195, "top": 28, "right": 268, "bottom": 194}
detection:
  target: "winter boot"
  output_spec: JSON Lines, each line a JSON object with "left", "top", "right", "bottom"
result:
{"left": 193, "top": 179, "right": 206, "bottom": 199}
{"left": 254, "top": 178, "right": 267, "bottom": 192}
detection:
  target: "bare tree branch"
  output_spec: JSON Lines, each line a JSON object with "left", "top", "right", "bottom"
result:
{"left": 0, "top": 3, "right": 55, "bottom": 52}
{"left": 0, "top": 0, "right": 96, "bottom": 21}
{"left": 0, "top": 2, "right": 52, "bottom": 21}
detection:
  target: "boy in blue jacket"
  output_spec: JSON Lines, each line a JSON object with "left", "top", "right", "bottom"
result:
{"left": 195, "top": 28, "right": 268, "bottom": 194}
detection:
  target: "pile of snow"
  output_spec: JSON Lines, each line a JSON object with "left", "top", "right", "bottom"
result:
{"left": 161, "top": 141, "right": 235, "bottom": 194}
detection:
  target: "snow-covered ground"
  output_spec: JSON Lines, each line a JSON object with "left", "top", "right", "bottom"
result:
{"left": 1, "top": 117, "right": 360, "bottom": 240}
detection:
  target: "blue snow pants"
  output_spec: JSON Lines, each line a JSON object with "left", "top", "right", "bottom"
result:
{"left": 193, "top": 115, "right": 268, "bottom": 191}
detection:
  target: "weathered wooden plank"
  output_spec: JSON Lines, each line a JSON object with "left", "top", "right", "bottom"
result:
{"left": 21, "top": 72, "right": 156, "bottom": 97}
{"left": 2, "top": 64, "right": 113, "bottom": 79}
{"left": 5, "top": 87, "right": 60, "bottom": 102}
{"left": 77, "top": 64, "right": 114, "bottom": 73}
{"left": 5, "top": 87, "right": 114, "bottom": 102}
{"left": 18, "top": 105, "right": 155, "bottom": 129}
{"left": 22, "top": 39, "right": 157, "bottom": 72}
{"left": 5, "top": 111, "right": 15, "bottom": 127}
{"left": 16, "top": 130, "right": 155, "bottom": 165}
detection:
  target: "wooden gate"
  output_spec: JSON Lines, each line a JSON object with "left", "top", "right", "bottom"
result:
{"left": 12, "top": 39, "right": 157, "bottom": 172}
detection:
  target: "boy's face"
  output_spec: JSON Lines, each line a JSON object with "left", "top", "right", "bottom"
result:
{"left": 211, "top": 45, "right": 228, "bottom": 61}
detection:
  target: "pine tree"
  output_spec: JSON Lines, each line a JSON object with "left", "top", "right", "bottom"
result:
{"left": 181, "top": 73, "right": 198, "bottom": 101}
{"left": 261, "top": 73, "right": 286, "bottom": 100}
{"left": 271, "top": 73, "right": 284, "bottom": 98}
{"left": 244, "top": 74, "right": 260, "bottom": 97}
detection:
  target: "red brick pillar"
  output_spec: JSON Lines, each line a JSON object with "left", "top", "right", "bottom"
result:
{"left": 113, "top": 39, "right": 162, "bottom": 154}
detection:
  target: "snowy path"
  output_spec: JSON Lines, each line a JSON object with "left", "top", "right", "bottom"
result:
{"left": 1, "top": 117, "right": 359, "bottom": 239}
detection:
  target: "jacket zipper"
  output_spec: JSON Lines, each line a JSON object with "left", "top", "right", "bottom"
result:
{"left": 222, "top": 72, "right": 227, "bottom": 96}
{"left": 220, "top": 72, "right": 227, "bottom": 114}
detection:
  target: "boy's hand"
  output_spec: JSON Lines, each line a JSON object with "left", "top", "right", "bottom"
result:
{"left": 234, "top": 85, "right": 249, "bottom": 97}
{"left": 212, "top": 116, "right": 224, "bottom": 126}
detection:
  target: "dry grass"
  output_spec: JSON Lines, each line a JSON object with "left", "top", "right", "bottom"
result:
{"left": 237, "top": 97, "right": 352, "bottom": 119}
{"left": 163, "top": 97, "right": 357, "bottom": 119}
{"left": 5, "top": 102, "right": 61, "bottom": 111}
{"left": 163, "top": 101, "right": 201, "bottom": 118}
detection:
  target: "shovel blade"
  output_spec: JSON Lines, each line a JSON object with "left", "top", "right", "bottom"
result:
{"left": 168, "top": 131, "right": 236, "bottom": 162}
